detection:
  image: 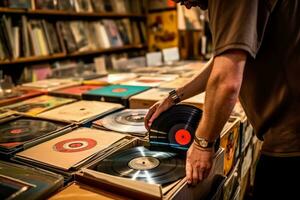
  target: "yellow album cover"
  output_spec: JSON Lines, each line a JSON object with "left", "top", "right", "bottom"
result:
{"left": 148, "top": 10, "right": 178, "bottom": 51}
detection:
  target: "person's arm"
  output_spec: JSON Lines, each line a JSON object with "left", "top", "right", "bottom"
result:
{"left": 144, "top": 58, "right": 213, "bottom": 130}
{"left": 176, "top": 57, "right": 213, "bottom": 101}
{"left": 186, "top": 50, "right": 246, "bottom": 185}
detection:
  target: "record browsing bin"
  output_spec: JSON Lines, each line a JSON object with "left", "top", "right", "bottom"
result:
{"left": 76, "top": 138, "right": 225, "bottom": 200}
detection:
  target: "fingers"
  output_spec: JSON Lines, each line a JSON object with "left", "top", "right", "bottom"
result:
{"left": 144, "top": 104, "right": 157, "bottom": 130}
{"left": 186, "top": 162, "right": 192, "bottom": 184}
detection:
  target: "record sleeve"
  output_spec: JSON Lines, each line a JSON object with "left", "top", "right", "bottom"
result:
{"left": 49, "top": 182, "right": 130, "bottom": 200}
{"left": 2, "top": 95, "right": 77, "bottom": 116}
{"left": 129, "top": 88, "right": 205, "bottom": 109}
{"left": 0, "top": 88, "right": 43, "bottom": 107}
{"left": 0, "top": 161, "right": 64, "bottom": 200}
{"left": 15, "top": 127, "right": 127, "bottom": 171}
{"left": 82, "top": 85, "right": 151, "bottom": 106}
{"left": 38, "top": 100, "right": 124, "bottom": 124}
{"left": 159, "top": 77, "right": 192, "bottom": 89}
{"left": 93, "top": 109, "right": 147, "bottom": 136}
{"left": 49, "top": 85, "right": 101, "bottom": 99}
{"left": 121, "top": 75, "right": 178, "bottom": 87}
{"left": 20, "top": 78, "right": 80, "bottom": 92}
{"left": 149, "top": 104, "right": 202, "bottom": 150}
{"left": 83, "top": 73, "right": 137, "bottom": 86}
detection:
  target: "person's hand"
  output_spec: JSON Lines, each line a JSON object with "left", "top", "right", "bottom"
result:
{"left": 186, "top": 142, "right": 214, "bottom": 185}
{"left": 144, "top": 96, "right": 174, "bottom": 130}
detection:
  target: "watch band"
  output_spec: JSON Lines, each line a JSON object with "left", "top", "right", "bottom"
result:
{"left": 194, "top": 135, "right": 215, "bottom": 148}
{"left": 169, "top": 89, "right": 180, "bottom": 104}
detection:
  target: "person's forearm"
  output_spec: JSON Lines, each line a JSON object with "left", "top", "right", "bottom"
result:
{"left": 176, "top": 57, "right": 213, "bottom": 101}
{"left": 195, "top": 52, "right": 246, "bottom": 142}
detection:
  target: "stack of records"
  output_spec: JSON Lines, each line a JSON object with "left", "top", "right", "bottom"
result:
{"left": 49, "top": 85, "right": 101, "bottom": 99}
{"left": 38, "top": 101, "right": 124, "bottom": 125}
{"left": 14, "top": 127, "right": 127, "bottom": 172}
{"left": 2, "top": 95, "right": 77, "bottom": 116}
{"left": 0, "top": 161, "right": 64, "bottom": 200}
{"left": 121, "top": 75, "right": 178, "bottom": 87}
{"left": 0, "top": 88, "right": 43, "bottom": 107}
{"left": 82, "top": 85, "right": 150, "bottom": 106}
{"left": 129, "top": 88, "right": 205, "bottom": 109}
{"left": 93, "top": 109, "right": 148, "bottom": 137}
{"left": 83, "top": 73, "right": 137, "bottom": 86}
{"left": 0, "top": 115, "right": 74, "bottom": 157}
{"left": 20, "top": 79, "right": 80, "bottom": 92}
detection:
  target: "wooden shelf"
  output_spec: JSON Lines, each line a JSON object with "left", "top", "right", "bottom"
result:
{"left": 0, "top": 44, "right": 147, "bottom": 66}
{"left": 148, "top": 7, "right": 176, "bottom": 13}
{"left": 0, "top": 8, "right": 146, "bottom": 19}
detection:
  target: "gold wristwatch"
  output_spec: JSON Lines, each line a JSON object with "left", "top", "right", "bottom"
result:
{"left": 194, "top": 135, "right": 215, "bottom": 148}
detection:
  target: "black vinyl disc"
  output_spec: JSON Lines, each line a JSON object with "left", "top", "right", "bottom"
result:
{"left": 0, "top": 119, "right": 58, "bottom": 143}
{"left": 96, "top": 146, "right": 185, "bottom": 185}
{"left": 149, "top": 104, "right": 202, "bottom": 150}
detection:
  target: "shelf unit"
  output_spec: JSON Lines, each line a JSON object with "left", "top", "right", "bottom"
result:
{"left": 0, "top": 6, "right": 148, "bottom": 67}
{"left": 0, "top": 8, "right": 146, "bottom": 19}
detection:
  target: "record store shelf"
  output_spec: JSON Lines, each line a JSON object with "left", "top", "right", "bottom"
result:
{"left": 0, "top": 44, "right": 147, "bottom": 66}
{"left": 0, "top": 8, "right": 146, "bottom": 19}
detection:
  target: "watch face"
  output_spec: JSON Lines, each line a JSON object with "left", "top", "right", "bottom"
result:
{"left": 199, "top": 139, "right": 208, "bottom": 148}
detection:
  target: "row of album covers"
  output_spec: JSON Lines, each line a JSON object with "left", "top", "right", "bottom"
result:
{"left": 0, "top": 0, "right": 145, "bottom": 14}
{"left": 0, "top": 14, "right": 146, "bottom": 60}
{"left": 0, "top": 60, "right": 261, "bottom": 200}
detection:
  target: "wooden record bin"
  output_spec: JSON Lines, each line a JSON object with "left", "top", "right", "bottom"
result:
{"left": 75, "top": 138, "right": 224, "bottom": 200}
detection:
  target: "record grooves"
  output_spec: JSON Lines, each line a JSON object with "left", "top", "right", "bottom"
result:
{"left": 149, "top": 104, "right": 202, "bottom": 150}
{"left": 96, "top": 146, "right": 185, "bottom": 185}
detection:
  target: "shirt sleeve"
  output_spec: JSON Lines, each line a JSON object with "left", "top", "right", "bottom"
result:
{"left": 208, "top": 0, "right": 277, "bottom": 58}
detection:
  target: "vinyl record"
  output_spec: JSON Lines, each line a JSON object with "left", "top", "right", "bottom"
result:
{"left": 149, "top": 104, "right": 202, "bottom": 150}
{"left": 96, "top": 146, "right": 185, "bottom": 185}
{"left": 100, "top": 109, "right": 147, "bottom": 135}
{"left": 0, "top": 119, "right": 58, "bottom": 143}
{"left": 53, "top": 138, "right": 97, "bottom": 153}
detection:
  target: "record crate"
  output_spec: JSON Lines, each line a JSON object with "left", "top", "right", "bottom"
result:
{"left": 75, "top": 138, "right": 225, "bottom": 200}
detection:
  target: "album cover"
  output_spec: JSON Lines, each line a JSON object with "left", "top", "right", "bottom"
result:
{"left": 83, "top": 85, "right": 151, "bottom": 106}
{"left": 159, "top": 77, "right": 192, "bottom": 89}
{"left": 49, "top": 85, "right": 101, "bottom": 99}
{"left": 220, "top": 118, "right": 240, "bottom": 176}
{"left": 0, "top": 115, "right": 73, "bottom": 156}
{"left": 0, "top": 88, "right": 43, "bottom": 107}
{"left": 122, "top": 75, "right": 178, "bottom": 87}
{"left": 21, "top": 78, "right": 80, "bottom": 92}
{"left": 93, "top": 109, "right": 147, "bottom": 137}
{"left": 0, "top": 161, "right": 64, "bottom": 200}
{"left": 129, "top": 88, "right": 205, "bottom": 109}
{"left": 0, "top": 110, "right": 17, "bottom": 120}
{"left": 49, "top": 182, "right": 129, "bottom": 200}
{"left": 76, "top": 138, "right": 225, "bottom": 200}
{"left": 2, "top": 95, "right": 77, "bottom": 116}
{"left": 15, "top": 127, "right": 127, "bottom": 171}
{"left": 148, "top": 11, "right": 178, "bottom": 51}
{"left": 83, "top": 73, "right": 137, "bottom": 86}
{"left": 38, "top": 100, "right": 124, "bottom": 124}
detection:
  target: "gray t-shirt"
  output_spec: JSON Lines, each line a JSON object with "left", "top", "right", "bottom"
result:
{"left": 208, "top": 0, "right": 300, "bottom": 156}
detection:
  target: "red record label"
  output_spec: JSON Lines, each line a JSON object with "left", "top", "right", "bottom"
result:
{"left": 10, "top": 128, "right": 24, "bottom": 135}
{"left": 53, "top": 138, "right": 97, "bottom": 153}
{"left": 175, "top": 129, "right": 191, "bottom": 145}
{"left": 112, "top": 88, "right": 127, "bottom": 93}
